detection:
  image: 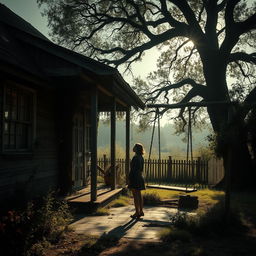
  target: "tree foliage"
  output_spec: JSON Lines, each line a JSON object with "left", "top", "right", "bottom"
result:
{"left": 38, "top": 0, "right": 255, "bottom": 124}
{"left": 38, "top": 0, "right": 256, "bottom": 181}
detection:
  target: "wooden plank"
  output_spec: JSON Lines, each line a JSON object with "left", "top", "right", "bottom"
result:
{"left": 68, "top": 188, "right": 123, "bottom": 204}
{"left": 146, "top": 184, "right": 197, "bottom": 192}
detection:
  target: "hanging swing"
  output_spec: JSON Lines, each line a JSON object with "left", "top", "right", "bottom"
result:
{"left": 146, "top": 106, "right": 197, "bottom": 193}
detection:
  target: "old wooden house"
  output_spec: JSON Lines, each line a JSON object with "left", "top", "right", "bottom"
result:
{"left": 0, "top": 4, "right": 144, "bottom": 206}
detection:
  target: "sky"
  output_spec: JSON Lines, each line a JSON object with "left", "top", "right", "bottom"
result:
{"left": 0, "top": 0, "right": 48, "bottom": 36}
{"left": 0, "top": 0, "right": 156, "bottom": 83}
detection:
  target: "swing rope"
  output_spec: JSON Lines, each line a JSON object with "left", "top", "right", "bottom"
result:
{"left": 146, "top": 107, "right": 196, "bottom": 192}
{"left": 146, "top": 110, "right": 158, "bottom": 185}
{"left": 157, "top": 109, "right": 162, "bottom": 185}
{"left": 146, "top": 109, "right": 161, "bottom": 185}
{"left": 186, "top": 107, "right": 194, "bottom": 191}
{"left": 157, "top": 109, "right": 161, "bottom": 162}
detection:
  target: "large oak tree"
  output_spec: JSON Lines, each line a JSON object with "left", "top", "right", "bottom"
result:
{"left": 38, "top": 0, "right": 256, "bottom": 188}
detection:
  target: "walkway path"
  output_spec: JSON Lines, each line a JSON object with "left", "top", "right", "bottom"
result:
{"left": 70, "top": 206, "right": 180, "bottom": 240}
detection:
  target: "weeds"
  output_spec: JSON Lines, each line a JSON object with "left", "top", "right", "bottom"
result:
{"left": 158, "top": 227, "right": 191, "bottom": 242}
{"left": 109, "top": 196, "right": 130, "bottom": 207}
{"left": 165, "top": 202, "right": 244, "bottom": 239}
{"left": 143, "top": 191, "right": 161, "bottom": 205}
{"left": 0, "top": 191, "right": 73, "bottom": 256}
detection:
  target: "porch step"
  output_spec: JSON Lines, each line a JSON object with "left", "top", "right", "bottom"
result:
{"left": 67, "top": 187, "right": 123, "bottom": 213}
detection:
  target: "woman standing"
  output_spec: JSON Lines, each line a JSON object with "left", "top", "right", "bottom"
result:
{"left": 128, "top": 143, "right": 146, "bottom": 219}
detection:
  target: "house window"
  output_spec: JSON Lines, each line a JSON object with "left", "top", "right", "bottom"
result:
{"left": 2, "top": 84, "right": 35, "bottom": 152}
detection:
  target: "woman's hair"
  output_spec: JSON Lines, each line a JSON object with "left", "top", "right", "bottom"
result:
{"left": 133, "top": 143, "right": 145, "bottom": 155}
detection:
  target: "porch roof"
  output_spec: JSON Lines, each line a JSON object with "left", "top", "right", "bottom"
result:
{"left": 0, "top": 4, "right": 145, "bottom": 110}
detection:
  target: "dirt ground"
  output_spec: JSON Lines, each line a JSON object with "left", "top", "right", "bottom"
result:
{"left": 43, "top": 225, "right": 256, "bottom": 256}
{"left": 43, "top": 190, "right": 256, "bottom": 256}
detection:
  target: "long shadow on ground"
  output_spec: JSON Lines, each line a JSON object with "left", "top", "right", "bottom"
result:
{"left": 77, "top": 218, "right": 138, "bottom": 256}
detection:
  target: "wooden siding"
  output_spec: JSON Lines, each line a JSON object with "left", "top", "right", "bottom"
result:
{"left": 0, "top": 83, "right": 59, "bottom": 202}
{"left": 0, "top": 84, "right": 2, "bottom": 150}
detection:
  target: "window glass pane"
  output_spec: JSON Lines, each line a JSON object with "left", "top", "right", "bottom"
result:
{"left": 17, "top": 124, "right": 28, "bottom": 149}
{"left": 4, "top": 111, "right": 9, "bottom": 119}
{"left": 4, "top": 122, "right": 9, "bottom": 133}
{"left": 5, "top": 87, "right": 11, "bottom": 119}
{"left": 24, "top": 93, "right": 32, "bottom": 121}
{"left": 19, "top": 94, "right": 25, "bottom": 121}
{"left": 3, "top": 85, "right": 34, "bottom": 151}
{"left": 10, "top": 135, "right": 15, "bottom": 149}
{"left": 4, "top": 134, "right": 10, "bottom": 149}
{"left": 11, "top": 88, "right": 17, "bottom": 120}
{"left": 10, "top": 123, "right": 15, "bottom": 135}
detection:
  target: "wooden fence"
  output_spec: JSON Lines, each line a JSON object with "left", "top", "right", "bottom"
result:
{"left": 97, "top": 155, "right": 224, "bottom": 186}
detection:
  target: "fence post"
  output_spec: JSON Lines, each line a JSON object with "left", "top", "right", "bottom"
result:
{"left": 103, "top": 154, "right": 107, "bottom": 170}
{"left": 197, "top": 157, "right": 201, "bottom": 183}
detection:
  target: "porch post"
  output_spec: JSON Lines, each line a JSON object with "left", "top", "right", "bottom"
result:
{"left": 125, "top": 107, "right": 130, "bottom": 185}
{"left": 90, "top": 87, "right": 98, "bottom": 201}
{"left": 111, "top": 98, "right": 116, "bottom": 190}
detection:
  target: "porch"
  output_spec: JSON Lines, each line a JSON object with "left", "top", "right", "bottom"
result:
{"left": 66, "top": 185, "right": 124, "bottom": 213}
{"left": 52, "top": 63, "right": 144, "bottom": 202}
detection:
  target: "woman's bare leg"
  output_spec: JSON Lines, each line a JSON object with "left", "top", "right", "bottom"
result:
{"left": 137, "top": 190, "right": 144, "bottom": 216}
{"left": 131, "top": 189, "right": 140, "bottom": 216}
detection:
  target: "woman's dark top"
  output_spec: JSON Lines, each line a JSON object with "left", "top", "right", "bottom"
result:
{"left": 128, "top": 154, "right": 145, "bottom": 190}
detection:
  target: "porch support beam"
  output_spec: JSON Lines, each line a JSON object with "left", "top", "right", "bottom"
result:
{"left": 90, "top": 87, "right": 98, "bottom": 201}
{"left": 146, "top": 101, "right": 239, "bottom": 109}
{"left": 125, "top": 107, "right": 130, "bottom": 185}
{"left": 111, "top": 98, "right": 116, "bottom": 190}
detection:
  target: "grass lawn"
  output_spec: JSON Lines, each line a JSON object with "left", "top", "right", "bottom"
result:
{"left": 142, "top": 188, "right": 225, "bottom": 213}
{"left": 42, "top": 189, "right": 256, "bottom": 256}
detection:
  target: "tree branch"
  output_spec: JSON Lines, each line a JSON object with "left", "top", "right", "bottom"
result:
{"left": 146, "top": 78, "right": 207, "bottom": 103}
{"left": 242, "top": 87, "right": 256, "bottom": 118}
{"left": 228, "top": 52, "right": 256, "bottom": 65}
{"left": 238, "top": 13, "right": 256, "bottom": 34}
{"left": 94, "top": 27, "right": 190, "bottom": 66}
{"left": 220, "top": 0, "right": 241, "bottom": 54}
{"left": 159, "top": 0, "right": 187, "bottom": 28}
{"left": 167, "top": 39, "right": 190, "bottom": 73}
{"left": 204, "top": 0, "right": 219, "bottom": 49}
{"left": 217, "top": 0, "right": 228, "bottom": 12}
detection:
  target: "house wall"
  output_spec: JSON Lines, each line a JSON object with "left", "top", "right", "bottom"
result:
{"left": 0, "top": 81, "right": 59, "bottom": 205}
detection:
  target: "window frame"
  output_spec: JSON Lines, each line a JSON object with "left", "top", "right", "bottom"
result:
{"left": 1, "top": 81, "right": 36, "bottom": 154}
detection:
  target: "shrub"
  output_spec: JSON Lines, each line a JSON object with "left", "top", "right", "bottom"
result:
{"left": 170, "top": 211, "right": 195, "bottom": 230}
{"left": 143, "top": 191, "right": 161, "bottom": 205}
{"left": 26, "top": 191, "right": 73, "bottom": 244}
{"left": 110, "top": 196, "right": 129, "bottom": 207}
{"left": 159, "top": 227, "right": 191, "bottom": 242}
{"left": 170, "top": 203, "right": 244, "bottom": 237}
{"left": 0, "top": 191, "right": 73, "bottom": 256}
{"left": 26, "top": 239, "right": 50, "bottom": 256}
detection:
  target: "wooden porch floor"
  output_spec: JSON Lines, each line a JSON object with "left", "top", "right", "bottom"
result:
{"left": 66, "top": 185, "right": 123, "bottom": 213}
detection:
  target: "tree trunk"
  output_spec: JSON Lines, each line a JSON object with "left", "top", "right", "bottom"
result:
{"left": 212, "top": 108, "right": 255, "bottom": 190}
{"left": 202, "top": 54, "right": 255, "bottom": 190}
